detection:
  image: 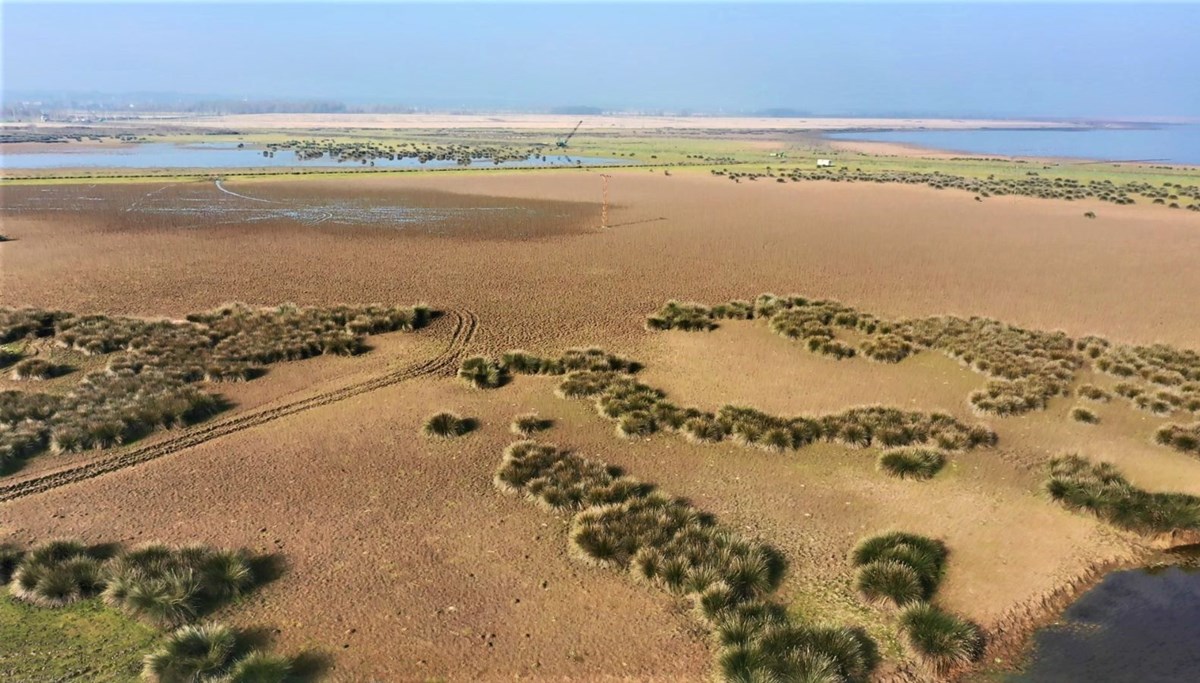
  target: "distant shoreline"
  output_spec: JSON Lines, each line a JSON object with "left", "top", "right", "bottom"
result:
{"left": 0, "top": 112, "right": 1121, "bottom": 133}
{"left": 825, "top": 127, "right": 1200, "bottom": 169}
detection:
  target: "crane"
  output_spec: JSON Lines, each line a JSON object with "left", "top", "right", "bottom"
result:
{"left": 556, "top": 120, "right": 583, "bottom": 149}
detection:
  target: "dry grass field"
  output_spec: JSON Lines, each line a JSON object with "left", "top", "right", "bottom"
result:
{"left": 2, "top": 169, "right": 1199, "bottom": 681}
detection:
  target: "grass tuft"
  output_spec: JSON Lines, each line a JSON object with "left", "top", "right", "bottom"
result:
{"left": 510, "top": 413, "right": 553, "bottom": 437}
{"left": 1045, "top": 454, "right": 1200, "bottom": 533}
{"left": 141, "top": 622, "right": 237, "bottom": 682}
{"left": 898, "top": 603, "right": 984, "bottom": 676}
{"left": 423, "top": 411, "right": 474, "bottom": 439}
{"left": 1070, "top": 406, "right": 1099, "bottom": 424}
{"left": 457, "top": 356, "right": 508, "bottom": 389}
{"left": 877, "top": 448, "right": 946, "bottom": 480}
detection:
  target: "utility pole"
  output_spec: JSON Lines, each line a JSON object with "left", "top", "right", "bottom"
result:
{"left": 600, "top": 173, "right": 611, "bottom": 228}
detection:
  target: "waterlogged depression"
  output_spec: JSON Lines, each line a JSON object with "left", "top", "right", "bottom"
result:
{"left": 0, "top": 180, "right": 598, "bottom": 238}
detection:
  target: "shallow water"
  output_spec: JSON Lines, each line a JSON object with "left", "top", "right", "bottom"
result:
{"left": 0, "top": 142, "right": 628, "bottom": 170}
{"left": 0, "top": 180, "right": 593, "bottom": 239}
{"left": 828, "top": 125, "right": 1200, "bottom": 165}
{"left": 1010, "top": 564, "right": 1200, "bottom": 682}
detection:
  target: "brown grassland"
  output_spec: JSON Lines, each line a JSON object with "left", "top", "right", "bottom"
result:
{"left": 2, "top": 168, "right": 1199, "bottom": 681}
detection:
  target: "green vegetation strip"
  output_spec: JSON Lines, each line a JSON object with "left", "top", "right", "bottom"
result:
{"left": 1046, "top": 455, "right": 1200, "bottom": 534}
{"left": 460, "top": 347, "right": 995, "bottom": 457}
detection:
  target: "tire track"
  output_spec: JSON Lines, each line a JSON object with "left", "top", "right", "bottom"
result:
{"left": 0, "top": 309, "right": 478, "bottom": 503}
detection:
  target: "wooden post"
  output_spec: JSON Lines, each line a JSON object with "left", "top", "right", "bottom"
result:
{"left": 600, "top": 173, "right": 611, "bottom": 228}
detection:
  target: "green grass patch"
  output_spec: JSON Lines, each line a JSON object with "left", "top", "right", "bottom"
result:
{"left": 0, "top": 593, "right": 158, "bottom": 682}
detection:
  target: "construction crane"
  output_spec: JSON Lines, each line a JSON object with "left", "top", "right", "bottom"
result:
{"left": 556, "top": 120, "right": 583, "bottom": 149}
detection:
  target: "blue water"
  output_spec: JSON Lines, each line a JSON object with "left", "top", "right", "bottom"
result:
{"left": 1011, "top": 565, "right": 1200, "bottom": 682}
{"left": 828, "top": 125, "right": 1200, "bottom": 165}
{"left": 0, "top": 142, "right": 627, "bottom": 170}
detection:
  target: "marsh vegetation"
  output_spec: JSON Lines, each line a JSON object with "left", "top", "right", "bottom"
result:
{"left": 0, "top": 303, "right": 433, "bottom": 473}
{"left": 1045, "top": 455, "right": 1200, "bottom": 534}
{"left": 496, "top": 440, "right": 876, "bottom": 682}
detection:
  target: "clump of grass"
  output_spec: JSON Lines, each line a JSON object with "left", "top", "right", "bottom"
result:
{"left": 457, "top": 356, "right": 507, "bottom": 389}
{"left": 877, "top": 447, "right": 947, "bottom": 480}
{"left": 1154, "top": 423, "right": 1200, "bottom": 455}
{"left": 102, "top": 545, "right": 255, "bottom": 628}
{"left": 0, "top": 307, "right": 70, "bottom": 343}
{"left": 616, "top": 410, "right": 658, "bottom": 439}
{"left": 7, "top": 540, "right": 104, "bottom": 607}
{"left": 510, "top": 413, "right": 552, "bottom": 436}
{"left": 1070, "top": 405, "right": 1099, "bottom": 424}
{"left": 851, "top": 532, "right": 947, "bottom": 607}
{"left": 141, "top": 622, "right": 238, "bottom": 682}
{"left": 645, "top": 301, "right": 717, "bottom": 331}
{"left": 898, "top": 603, "right": 984, "bottom": 676}
{"left": 1076, "top": 384, "right": 1111, "bottom": 402}
{"left": 1046, "top": 454, "right": 1200, "bottom": 533}
{"left": 10, "top": 358, "right": 69, "bottom": 381}
{"left": 860, "top": 334, "right": 915, "bottom": 363}
{"left": 223, "top": 650, "right": 292, "bottom": 682}
{"left": 502, "top": 348, "right": 640, "bottom": 375}
{"left": 422, "top": 411, "right": 474, "bottom": 439}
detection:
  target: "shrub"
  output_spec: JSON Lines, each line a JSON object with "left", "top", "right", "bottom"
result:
{"left": 423, "top": 412, "right": 473, "bottom": 438}
{"left": 10, "top": 358, "right": 68, "bottom": 381}
{"left": 899, "top": 603, "right": 984, "bottom": 675}
{"left": 877, "top": 448, "right": 946, "bottom": 480}
{"left": 142, "top": 623, "right": 237, "bottom": 682}
{"left": 860, "top": 334, "right": 914, "bottom": 363}
{"left": 1076, "top": 384, "right": 1111, "bottom": 402}
{"left": 1070, "top": 406, "right": 1099, "bottom": 424}
{"left": 856, "top": 560, "right": 925, "bottom": 607}
{"left": 457, "top": 356, "right": 507, "bottom": 389}
{"left": 682, "top": 415, "right": 727, "bottom": 443}
{"left": 1154, "top": 423, "right": 1200, "bottom": 454}
{"left": 851, "top": 532, "right": 947, "bottom": 605}
{"left": 7, "top": 540, "right": 104, "bottom": 607}
{"left": 645, "top": 301, "right": 717, "bottom": 331}
{"left": 510, "top": 413, "right": 553, "bottom": 436}
{"left": 1046, "top": 454, "right": 1200, "bottom": 533}
{"left": 103, "top": 545, "right": 255, "bottom": 628}
{"left": 223, "top": 651, "right": 292, "bottom": 683}
{"left": 616, "top": 410, "right": 658, "bottom": 439}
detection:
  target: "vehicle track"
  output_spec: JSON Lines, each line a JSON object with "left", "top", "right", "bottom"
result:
{"left": 0, "top": 309, "right": 478, "bottom": 503}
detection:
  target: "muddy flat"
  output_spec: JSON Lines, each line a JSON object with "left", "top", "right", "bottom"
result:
{"left": 2, "top": 170, "right": 1199, "bottom": 680}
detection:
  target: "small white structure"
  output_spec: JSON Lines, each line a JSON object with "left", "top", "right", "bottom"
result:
{"left": 816, "top": 159, "right": 832, "bottom": 168}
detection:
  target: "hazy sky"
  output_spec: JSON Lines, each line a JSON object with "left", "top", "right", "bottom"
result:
{"left": 4, "top": 2, "right": 1198, "bottom": 118}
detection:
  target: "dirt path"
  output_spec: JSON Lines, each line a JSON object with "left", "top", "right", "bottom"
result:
{"left": 0, "top": 308, "right": 478, "bottom": 503}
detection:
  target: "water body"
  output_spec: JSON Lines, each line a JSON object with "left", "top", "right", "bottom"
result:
{"left": 0, "top": 142, "right": 628, "bottom": 170}
{"left": 1011, "top": 565, "right": 1200, "bottom": 682}
{"left": 828, "top": 125, "right": 1200, "bottom": 165}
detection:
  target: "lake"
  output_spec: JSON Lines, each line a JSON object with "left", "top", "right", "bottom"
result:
{"left": 1011, "top": 564, "right": 1200, "bottom": 682}
{"left": 0, "top": 142, "right": 628, "bottom": 170}
{"left": 828, "top": 125, "right": 1200, "bottom": 165}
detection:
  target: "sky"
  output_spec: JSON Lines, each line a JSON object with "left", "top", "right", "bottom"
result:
{"left": 3, "top": 2, "right": 1199, "bottom": 118}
